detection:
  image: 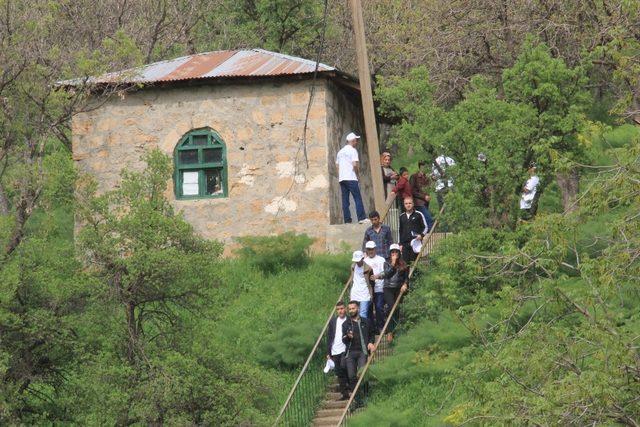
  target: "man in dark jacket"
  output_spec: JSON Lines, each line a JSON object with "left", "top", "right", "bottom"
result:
{"left": 399, "top": 197, "right": 428, "bottom": 264}
{"left": 410, "top": 161, "right": 434, "bottom": 231}
{"left": 326, "top": 301, "right": 349, "bottom": 399}
{"left": 342, "top": 301, "right": 376, "bottom": 392}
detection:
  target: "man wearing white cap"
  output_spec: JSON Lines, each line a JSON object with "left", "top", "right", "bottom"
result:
{"left": 336, "top": 132, "right": 368, "bottom": 224}
{"left": 363, "top": 241, "right": 386, "bottom": 333}
{"left": 349, "top": 250, "right": 373, "bottom": 319}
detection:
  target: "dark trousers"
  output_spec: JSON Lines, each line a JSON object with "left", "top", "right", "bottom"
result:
{"left": 344, "top": 350, "right": 367, "bottom": 391}
{"left": 383, "top": 287, "right": 401, "bottom": 333}
{"left": 373, "top": 292, "right": 385, "bottom": 333}
{"left": 340, "top": 180, "right": 366, "bottom": 223}
{"left": 415, "top": 204, "right": 434, "bottom": 232}
{"left": 401, "top": 241, "right": 417, "bottom": 264}
{"left": 331, "top": 353, "right": 348, "bottom": 396}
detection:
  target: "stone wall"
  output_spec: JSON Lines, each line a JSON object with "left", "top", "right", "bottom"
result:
{"left": 325, "top": 81, "right": 373, "bottom": 224}
{"left": 72, "top": 79, "right": 344, "bottom": 253}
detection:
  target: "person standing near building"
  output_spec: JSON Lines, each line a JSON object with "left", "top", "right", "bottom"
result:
{"left": 410, "top": 161, "right": 434, "bottom": 231}
{"left": 372, "top": 244, "right": 408, "bottom": 343}
{"left": 337, "top": 132, "right": 368, "bottom": 224}
{"left": 398, "top": 197, "right": 428, "bottom": 264}
{"left": 326, "top": 301, "right": 350, "bottom": 400}
{"left": 520, "top": 163, "right": 540, "bottom": 219}
{"left": 342, "top": 301, "right": 376, "bottom": 392}
{"left": 362, "top": 210, "right": 393, "bottom": 259}
{"left": 389, "top": 167, "right": 413, "bottom": 207}
{"left": 432, "top": 154, "right": 456, "bottom": 207}
{"left": 363, "top": 241, "right": 386, "bottom": 334}
{"left": 349, "top": 250, "right": 373, "bottom": 320}
{"left": 381, "top": 152, "right": 398, "bottom": 199}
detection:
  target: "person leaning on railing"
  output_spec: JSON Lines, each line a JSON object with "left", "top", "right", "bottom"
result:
{"left": 371, "top": 244, "right": 409, "bottom": 343}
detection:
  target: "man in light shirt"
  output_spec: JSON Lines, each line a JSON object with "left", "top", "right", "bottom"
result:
{"left": 326, "top": 301, "right": 349, "bottom": 400}
{"left": 432, "top": 154, "right": 456, "bottom": 207}
{"left": 520, "top": 163, "right": 540, "bottom": 219}
{"left": 336, "top": 132, "right": 368, "bottom": 224}
{"left": 350, "top": 250, "right": 373, "bottom": 320}
{"left": 363, "top": 241, "right": 386, "bottom": 334}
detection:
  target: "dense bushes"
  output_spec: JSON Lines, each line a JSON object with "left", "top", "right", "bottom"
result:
{"left": 237, "top": 232, "right": 315, "bottom": 274}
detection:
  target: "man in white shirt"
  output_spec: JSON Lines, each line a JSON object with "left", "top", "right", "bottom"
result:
{"left": 326, "top": 301, "right": 349, "bottom": 399}
{"left": 363, "top": 241, "right": 386, "bottom": 334}
{"left": 337, "top": 132, "right": 368, "bottom": 224}
{"left": 350, "top": 250, "right": 373, "bottom": 320}
{"left": 432, "top": 154, "right": 456, "bottom": 207}
{"left": 520, "top": 163, "right": 540, "bottom": 219}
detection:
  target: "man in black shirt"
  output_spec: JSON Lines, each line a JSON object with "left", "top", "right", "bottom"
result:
{"left": 399, "top": 197, "right": 428, "bottom": 264}
{"left": 342, "top": 300, "right": 376, "bottom": 392}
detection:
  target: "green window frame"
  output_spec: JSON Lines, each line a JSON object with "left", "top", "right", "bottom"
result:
{"left": 174, "top": 128, "right": 228, "bottom": 199}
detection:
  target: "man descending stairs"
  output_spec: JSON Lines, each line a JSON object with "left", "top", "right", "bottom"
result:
{"left": 312, "top": 335, "right": 392, "bottom": 426}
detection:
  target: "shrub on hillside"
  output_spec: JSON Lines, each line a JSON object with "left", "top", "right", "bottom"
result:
{"left": 236, "top": 232, "right": 314, "bottom": 274}
{"left": 256, "top": 322, "right": 316, "bottom": 369}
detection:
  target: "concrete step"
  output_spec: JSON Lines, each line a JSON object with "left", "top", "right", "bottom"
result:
{"left": 312, "top": 416, "right": 342, "bottom": 426}
{"left": 321, "top": 399, "right": 349, "bottom": 409}
{"left": 317, "top": 408, "right": 344, "bottom": 418}
{"left": 325, "top": 392, "right": 342, "bottom": 400}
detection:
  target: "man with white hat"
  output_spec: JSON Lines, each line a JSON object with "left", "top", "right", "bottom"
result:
{"left": 363, "top": 241, "right": 386, "bottom": 333}
{"left": 336, "top": 132, "right": 368, "bottom": 224}
{"left": 349, "top": 250, "right": 373, "bottom": 319}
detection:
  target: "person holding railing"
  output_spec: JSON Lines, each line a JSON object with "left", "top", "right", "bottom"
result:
{"left": 342, "top": 301, "right": 376, "bottom": 393}
{"left": 371, "top": 243, "right": 409, "bottom": 343}
{"left": 326, "top": 301, "right": 350, "bottom": 400}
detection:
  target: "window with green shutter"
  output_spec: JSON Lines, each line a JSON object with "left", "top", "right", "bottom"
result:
{"left": 174, "top": 128, "right": 228, "bottom": 199}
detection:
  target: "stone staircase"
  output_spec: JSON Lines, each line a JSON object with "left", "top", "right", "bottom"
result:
{"left": 311, "top": 335, "right": 393, "bottom": 426}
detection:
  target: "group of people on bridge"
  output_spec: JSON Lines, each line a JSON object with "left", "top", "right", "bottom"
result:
{"left": 327, "top": 132, "right": 541, "bottom": 400}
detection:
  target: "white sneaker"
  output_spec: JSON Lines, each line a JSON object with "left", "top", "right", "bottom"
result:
{"left": 358, "top": 218, "right": 371, "bottom": 225}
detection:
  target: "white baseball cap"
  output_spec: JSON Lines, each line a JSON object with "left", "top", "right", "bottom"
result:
{"left": 365, "top": 241, "right": 376, "bottom": 249}
{"left": 346, "top": 132, "right": 361, "bottom": 141}
{"left": 351, "top": 250, "right": 365, "bottom": 262}
{"left": 389, "top": 243, "right": 401, "bottom": 252}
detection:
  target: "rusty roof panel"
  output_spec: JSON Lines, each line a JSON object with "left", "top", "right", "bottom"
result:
{"left": 59, "top": 49, "right": 336, "bottom": 86}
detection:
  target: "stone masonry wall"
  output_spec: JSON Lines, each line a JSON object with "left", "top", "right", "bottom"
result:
{"left": 325, "top": 82, "right": 373, "bottom": 224}
{"left": 72, "top": 79, "right": 337, "bottom": 252}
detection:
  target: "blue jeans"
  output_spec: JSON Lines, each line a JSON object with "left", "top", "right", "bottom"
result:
{"left": 373, "top": 292, "right": 385, "bottom": 333}
{"left": 416, "top": 205, "right": 434, "bottom": 232}
{"left": 340, "top": 180, "right": 366, "bottom": 223}
{"left": 358, "top": 300, "right": 371, "bottom": 319}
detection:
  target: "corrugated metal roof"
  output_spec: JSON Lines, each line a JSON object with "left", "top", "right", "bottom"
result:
{"left": 60, "top": 49, "right": 336, "bottom": 86}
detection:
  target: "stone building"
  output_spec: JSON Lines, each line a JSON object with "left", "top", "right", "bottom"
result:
{"left": 67, "top": 49, "right": 377, "bottom": 252}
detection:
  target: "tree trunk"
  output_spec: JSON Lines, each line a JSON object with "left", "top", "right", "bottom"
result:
{"left": 556, "top": 169, "right": 580, "bottom": 213}
{"left": 126, "top": 301, "right": 138, "bottom": 364}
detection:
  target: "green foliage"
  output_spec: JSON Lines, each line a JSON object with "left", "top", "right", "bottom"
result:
{"left": 237, "top": 231, "right": 314, "bottom": 274}
{"left": 258, "top": 321, "right": 317, "bottom": 369}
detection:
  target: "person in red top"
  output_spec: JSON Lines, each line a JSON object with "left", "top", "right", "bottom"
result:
{"left": 390, "top": 167, "right": 413, "bottom": 205}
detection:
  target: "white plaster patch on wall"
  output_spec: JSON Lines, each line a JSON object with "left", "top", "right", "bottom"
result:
{"left": 294, "top": 174, "right": 306, "bottom": 184}
{"left": 238, "top": 163, "right": 256, "bottom": 186}
{"left": 264, "top": 197, "right": 298, "bottom": 214}
{"left": 305, "top": 174, "right": 328, "bottom": 191}
{"left": 276, "top": 161, "right": 295, "bottom": 177}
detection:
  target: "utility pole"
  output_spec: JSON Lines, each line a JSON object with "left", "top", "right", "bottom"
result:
{"left": 349, "top": 0, "right": 385, "bottom": 213}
